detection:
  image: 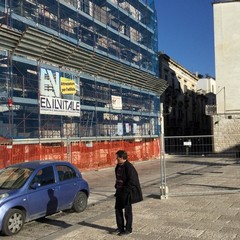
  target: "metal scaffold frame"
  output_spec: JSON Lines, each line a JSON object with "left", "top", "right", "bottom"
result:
{"left": 0, "top": 0, "right": 168, "bottom": 164}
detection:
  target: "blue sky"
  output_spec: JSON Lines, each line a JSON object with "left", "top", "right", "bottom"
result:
{"left": 155, "top": 0, "right": 215, "bottom": 78}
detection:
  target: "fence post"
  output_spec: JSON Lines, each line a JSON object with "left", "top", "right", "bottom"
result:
{"left": 160, "top": 103, "right": 168, "bottom": 199}
{"left": 67, "top": 137, "right": 71, "bottom": 163}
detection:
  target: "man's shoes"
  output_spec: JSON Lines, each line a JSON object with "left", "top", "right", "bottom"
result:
{"left": 112, "top": 228, "right": 123, "bottom": 235}
{"left": 118, "top": 230, "right": 132, "bottom": 236}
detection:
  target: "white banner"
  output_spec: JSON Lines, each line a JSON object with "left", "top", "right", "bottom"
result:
{"left": 133, "top": 123, "right": 137, "bottom": 134}
{"left": 39, "top": 67, "right": 80, "bottom": 116}
{"left": 125, "top": 123, "right": 130, "bottom": 133}
{"left": 40, "top": 96, "right": 80, "bottom": 116}
{"left": 111, "top": 95, "right": 122, "bottom": 110}
{"left": 117, "top": 123, "right": 123, "bottom": 136}
{"left": 40, "top": 68, "right": 61, "bottom": 97}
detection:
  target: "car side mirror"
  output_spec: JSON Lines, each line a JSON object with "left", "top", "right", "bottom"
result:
{"left": 30, "top": 182, "right": 41, "bottom": 189}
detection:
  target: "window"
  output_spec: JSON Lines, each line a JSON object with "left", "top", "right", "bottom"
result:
{"left": 184, "top": 85, "right": 187, "bottom": 93}
{"left": 56, "top": 165, "right": 76, "bottom": 181}
{"left": 32, "top": 166, "right": 55, "bottom": 186}
{"left": 172, "top": 78, "right": 175, "bottom": 89}
{"left": 0, "top": 167, "right": 33, "bottom": 189}
{"left": 178, "top": 109, "right": 183, "bottom": 120}
{"left": 178, "top": 82, "right": 181, "bottom": 91}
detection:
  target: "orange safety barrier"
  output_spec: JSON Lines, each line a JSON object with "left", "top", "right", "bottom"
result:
{"left": 0, "top": 138, "right": 162, "bottom": 170}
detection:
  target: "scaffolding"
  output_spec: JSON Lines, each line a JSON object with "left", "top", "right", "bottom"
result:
{"left": 0, "top": 0, "right": 167, "bottom": 143}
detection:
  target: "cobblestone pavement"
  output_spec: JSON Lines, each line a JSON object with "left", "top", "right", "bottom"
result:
{"left": 2, "top": 157, "right": 240, "bottom": 239}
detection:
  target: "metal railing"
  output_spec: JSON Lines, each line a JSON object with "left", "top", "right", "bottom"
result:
{"left": 160, "top": 135, "right": 240, "bottom": 197}
{"left": 164, "top": 135, "right": 238, "bottom": 158}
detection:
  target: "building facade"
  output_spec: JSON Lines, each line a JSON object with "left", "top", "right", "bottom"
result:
{"left": 159, "top": 53, "right": 211, "bottom": 137}
{"left": 213, "top": 0, "right": 240, "bottom": 154}
{"left": 0, "top": 0, "right": 167, "bottom": 168}
{"left": 197, "top": 76, "right": 216, "bottom": 111}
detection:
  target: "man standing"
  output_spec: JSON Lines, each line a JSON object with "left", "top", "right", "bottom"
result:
{"left": 114, "top": 150, "right": 143, "bottom": 236}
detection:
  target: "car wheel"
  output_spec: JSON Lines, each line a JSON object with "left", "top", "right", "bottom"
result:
{"left": 72, "top": 191, "right": 88, "bottom": 213}
{"left": 2, "top": 209, "right": 25, "bottom": 236}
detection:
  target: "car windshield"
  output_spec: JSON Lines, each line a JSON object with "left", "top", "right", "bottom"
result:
{"left": 0, "top": 167, "right": 33, "bottom": 189}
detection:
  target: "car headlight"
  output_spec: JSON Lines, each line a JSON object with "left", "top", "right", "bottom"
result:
{"left": 0, "top": 193, "right": 9, "bottom": 200}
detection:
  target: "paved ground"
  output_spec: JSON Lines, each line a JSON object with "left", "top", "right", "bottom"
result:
{"left": 3, "top": 156, "right": 240, "bottom": 239}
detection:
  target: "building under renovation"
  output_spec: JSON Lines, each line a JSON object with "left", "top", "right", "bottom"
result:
{"left": 0, "top": 0, "right": 167, "bottom": 169}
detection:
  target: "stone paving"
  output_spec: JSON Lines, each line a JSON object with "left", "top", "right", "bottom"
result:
{"left": 3, "top": 157, "right": 240, "bottom": 239}
{"left": 41, "top": 184, "right": 240, "bottom": 240}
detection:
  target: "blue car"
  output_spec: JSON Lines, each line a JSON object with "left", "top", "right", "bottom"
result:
{"left": 0, "top": 160, "right": 89, "bottom": 236}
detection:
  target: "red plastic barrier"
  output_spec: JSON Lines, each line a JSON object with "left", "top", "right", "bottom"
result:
{"left": 0, "top": 138, "right": 161, "bottom": 170}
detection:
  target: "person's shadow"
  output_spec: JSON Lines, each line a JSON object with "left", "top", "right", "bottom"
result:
{"left": 46, "top": 189, "right": 58, "bottom": 215}
{"left": 78, "top": 221, "right": 115, "bottom": 234}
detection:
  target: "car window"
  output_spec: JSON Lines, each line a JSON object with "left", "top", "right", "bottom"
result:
{"left": 0, "top": 167, "right": 33, "bottom": 189}
{"left": 31, "top": 166, "right": 55, "bottom": 186}
{"left": 56, "top": 165, "right": 76, "bottom": 182}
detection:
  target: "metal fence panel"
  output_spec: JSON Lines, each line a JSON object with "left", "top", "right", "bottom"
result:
{"left": 165, "top": 135, "right": 237, "bottom": 158}
{"left": 161, "top": 135, "right": 240, "bottom": 197}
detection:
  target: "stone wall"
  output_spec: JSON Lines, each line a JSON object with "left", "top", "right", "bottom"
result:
{"left": 213, "top": 114, "right": 240, "bottom": 154}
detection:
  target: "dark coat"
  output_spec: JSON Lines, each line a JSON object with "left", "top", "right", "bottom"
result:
{"left": 115, "top": 160, "right": 143, "bottom": 209}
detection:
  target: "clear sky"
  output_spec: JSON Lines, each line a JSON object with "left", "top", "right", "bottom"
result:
{"left": 155, "top": 0, "right": 215, "bottom": 78}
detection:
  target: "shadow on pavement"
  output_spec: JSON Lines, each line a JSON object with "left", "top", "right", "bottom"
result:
{"left": 36, "top": 217, "right": 72, "bottom": 229}
{"left": 172, "top": 160, "right": 230, "bottom": 166}
{"left": 184, "top": 183, "right": 240, "bottom": 191}
{"left": 145, "top": 194, "right": 160, "bottom": 199}
{"left": 78, "top": 221, "right": 114, "bottom": 233}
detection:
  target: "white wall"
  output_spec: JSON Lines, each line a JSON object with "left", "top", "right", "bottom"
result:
{"left": 214, "top": 2, "right": 240, "bottom": 114}
{"left": 197, "top": 77, "right": 216, "bottom": 94}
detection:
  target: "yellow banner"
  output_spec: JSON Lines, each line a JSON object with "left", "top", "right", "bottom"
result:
{"left": 60, "top": 77, "right": 76, "bottom": 95}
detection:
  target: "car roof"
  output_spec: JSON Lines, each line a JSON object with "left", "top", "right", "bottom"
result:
{"left": 7, "top": 160, "right": 71, "bottom": 170}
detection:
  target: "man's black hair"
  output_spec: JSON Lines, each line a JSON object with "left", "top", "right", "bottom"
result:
{"left": 116, "top": 150, "right": 128, "bottom": 160}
